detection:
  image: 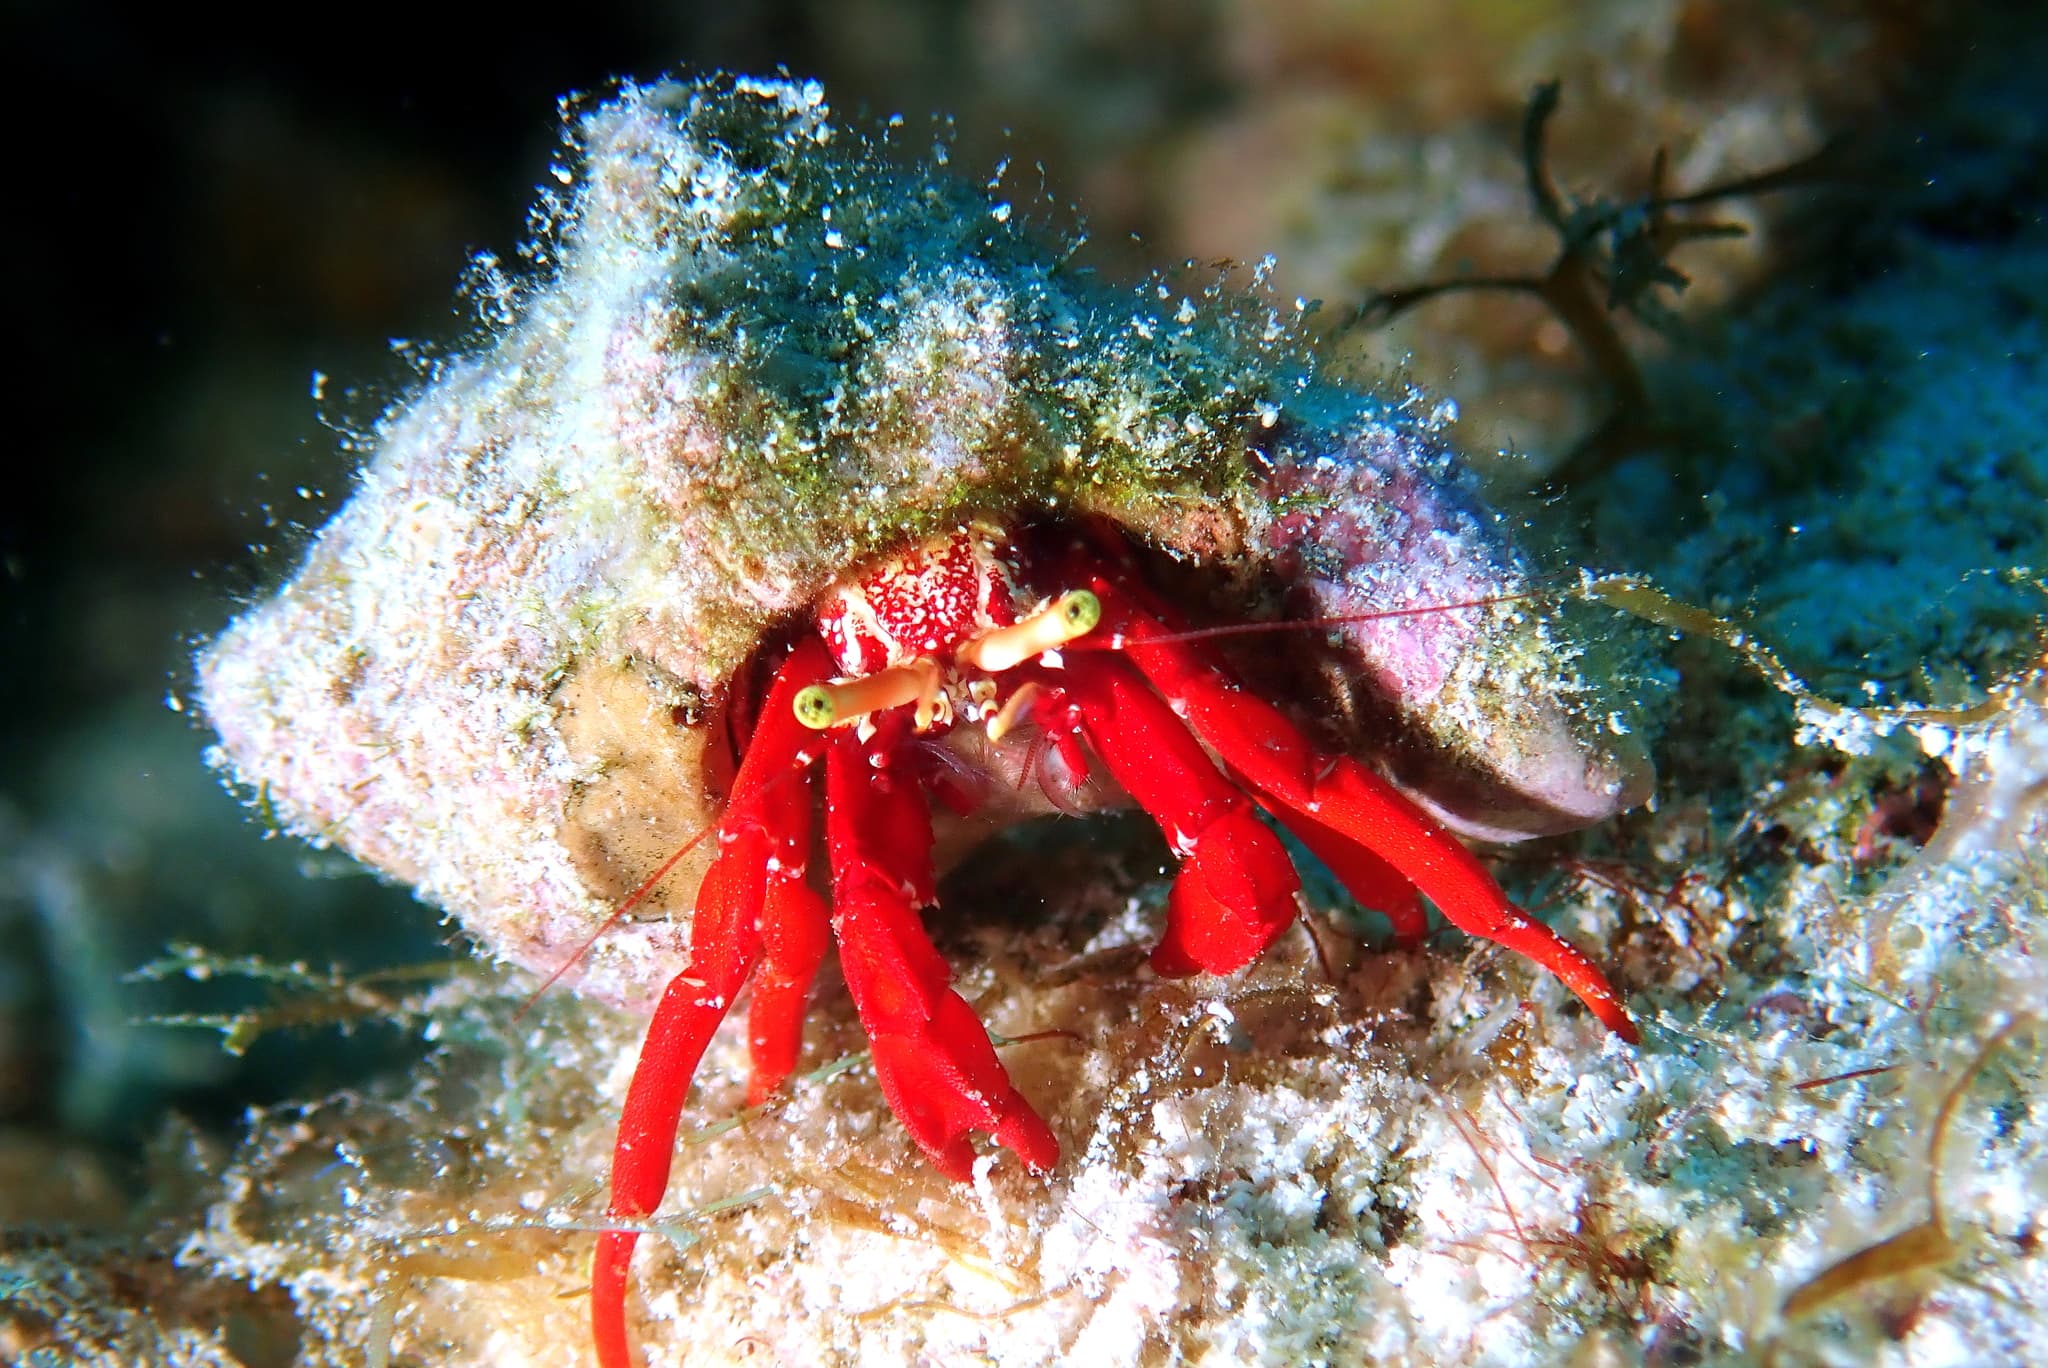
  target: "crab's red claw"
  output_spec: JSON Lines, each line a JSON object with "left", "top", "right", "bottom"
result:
{"left": 1153, "top": 807, "right": 1302, "bottom": 977}
{"left": 594, "top": 639, "right": 832, "bottom": 1368}
{"left": 1051, "top": 657, "right": 1302, "bottom": 977}
{"left": 1090, "top": 588, "right": 1639, "bottom": 1044}
{"left": 825, "top": 724, "right": 1059, "bottom": 1178}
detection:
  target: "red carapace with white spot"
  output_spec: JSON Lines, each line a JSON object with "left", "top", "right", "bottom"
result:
{"left": 592, "top": 519, "right": 1638, "bottom": 1368}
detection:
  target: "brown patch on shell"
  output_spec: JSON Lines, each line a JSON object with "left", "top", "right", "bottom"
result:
{"left": 554, "top": 661, "right": 721, "bottom": 921}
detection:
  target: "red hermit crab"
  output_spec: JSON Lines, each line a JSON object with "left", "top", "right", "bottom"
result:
{"left": 194, "top": 75, "right": 1649, "bottom": 1367}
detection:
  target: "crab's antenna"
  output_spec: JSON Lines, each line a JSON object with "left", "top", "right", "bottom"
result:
{"left": 510, "top": 753, "right": 818, "bottom": 1023}
{"left": 1069, "top": 585, "right": 1562, "bottom": 652}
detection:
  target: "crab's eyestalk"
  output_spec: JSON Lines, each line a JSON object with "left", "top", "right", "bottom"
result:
{"left": 958, "top": 589, "right": 1102, "bottom": 674}
{"left": 793, "top": 658, "right": 944, "bottom": 731}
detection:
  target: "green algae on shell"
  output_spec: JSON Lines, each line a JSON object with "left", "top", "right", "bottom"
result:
{"left": 195, "top": 74, "right": 1644, "bottom": 1011}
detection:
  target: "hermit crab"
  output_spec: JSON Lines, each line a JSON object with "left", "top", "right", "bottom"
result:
{"left": 196, "top": 75, "right": 1650, "bottom": 1367}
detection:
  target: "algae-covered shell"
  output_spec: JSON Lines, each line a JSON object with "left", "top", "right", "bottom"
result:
{"left": 196, "top": 74, "right": 1646, "bottom": 1010}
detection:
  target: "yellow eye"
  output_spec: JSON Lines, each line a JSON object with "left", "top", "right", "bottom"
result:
{"left": 793, "top": 685, "right": 837, "bottom": 730}
{"left": 1060, "top": 590, "right": 1101, "bottom": 635}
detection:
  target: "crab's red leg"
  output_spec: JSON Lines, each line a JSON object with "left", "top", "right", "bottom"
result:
{"left": 1047, "top": 656, "right": 1303, "bottom": 978}
{"left": 745, "top": 870, "right": 832, "bottom": 1105}
{"left": 1270, "top": 814, "right": 1429, "bottom": 947}
{"left": 593, "top": 638, "right": 832, "bottom": 1368}
{"left": 825, "top": 717, "right": 1059, "bottom": 1179}
{"left": 1085, "top": 584, "right": 1638, "bottom": 1042}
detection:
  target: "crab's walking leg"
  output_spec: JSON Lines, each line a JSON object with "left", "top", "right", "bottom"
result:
{"left": 1049, "top": 657, "right": 1304, "bottom": 977}
{"left": 1091, "top": 584, "right": 1638, "bottom": 1042}
{"left": 593, "top": 638, "right": 832, "bottom": 1368}
{"left": 1268, "top": 815, "right": 1429, "bottom": 947}
{"left": 746, "top": 871, "right": 832, "bottom": 1105}
{"left": 825, "top": 718, "right": 1059, "bottom": 1179}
